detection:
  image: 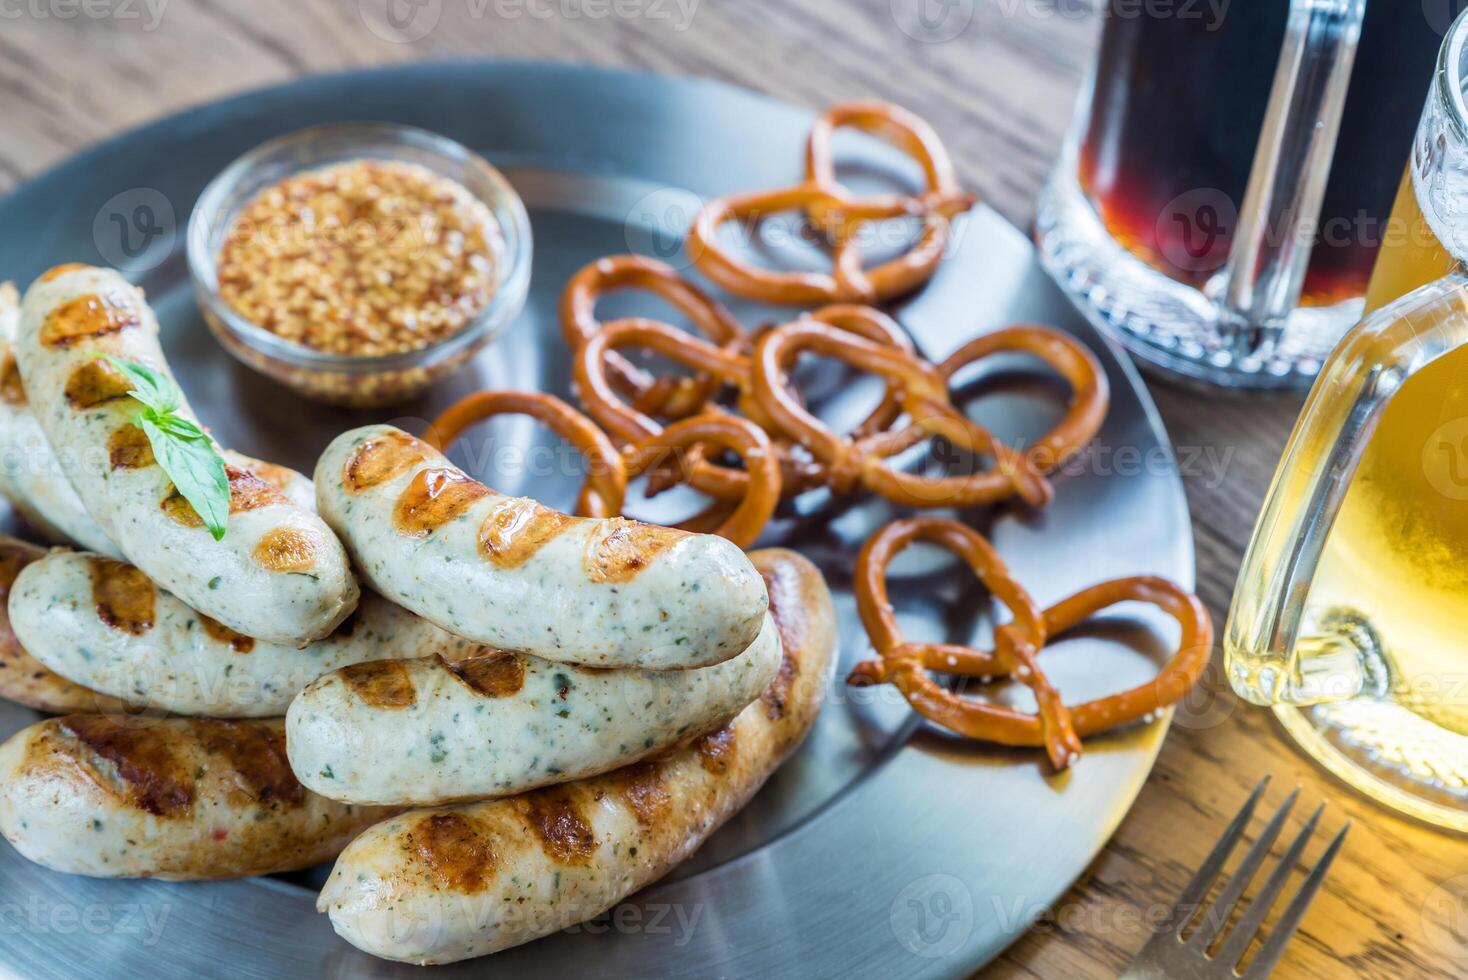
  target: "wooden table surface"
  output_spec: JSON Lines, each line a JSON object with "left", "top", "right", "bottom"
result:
{"left": 1, "top": 2, "right": 1463, "bottom": 977}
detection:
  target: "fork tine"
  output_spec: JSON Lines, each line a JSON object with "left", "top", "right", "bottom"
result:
{"left": 1214, "top": 803, "right": 1324, "bottom": 969}
{"left": 1187, "top": 787, "right": 1299, "bottom": 950}
{"left": 1242, "top": 822, "right": 1350, "bottom": 979}
{"left": 1168, "top": 776, "right": 1270, "bottom": 937}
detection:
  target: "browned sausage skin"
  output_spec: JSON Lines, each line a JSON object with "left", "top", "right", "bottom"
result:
{"left": 316, "top": 424, "right": 769, "bottom": 669}
{"left": 0, "top": 715, "right": 395, "bottom": 880}
{"left": 0, "top": 536, "right": 129, "bottom": 714}
{"left": 9, "top": 548, "right": 480, "bottom": 718}
{"left": 16, "top": 266, "right": 360, "bottom": 646}
{"left": 317, "top": 548, "right": 836, "bottom": 964}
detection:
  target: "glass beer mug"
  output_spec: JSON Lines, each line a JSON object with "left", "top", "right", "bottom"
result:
{"left": 1037, "top": 1, "right": 1454, "bottom": 389}
{"left": 1228, "top": 9, "right": 1468, "bottom": 832}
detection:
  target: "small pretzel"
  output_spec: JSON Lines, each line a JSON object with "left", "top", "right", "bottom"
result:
{"left": 803, "top": 101, "right": 976, "bottom": 301}
{"left": 426, "top": 390, "right": 627, "bottom": 518}
{"left": 688, "top": 184, "right": 894, "bottom": 306}
{"left": 752, "top": 320, "right": 1054, "bottom": 508}
{"left": 804, "top": 101, "right": 975, "bottom": 222}
{"left": 848, "top": 517, "right": 1212, "bottom": 770}
{"left": 792, "top": 304, "right": 915, "bottom": 440}
{"left": 936, "top": 326, "right": 1109, "bottom": 475}
{"left": 429, "top": 392, "right": 781, "bottom": 549}
{"left": 688, "top": 101, "right": 976, "bottom": 306}
{"left": 560, "top": 254, "right": 746, "bottom": 418}
{"left": 624, "top": 414, "right": 782, "bottom": 549}
{"left": 575, "top": 318, "right": 752, "bottom": 448}
{"left": 576, "top": 310, "right": 922, "bottom": 502}
{"left": 573, "top": 317, "right": 784, "bottom": 502}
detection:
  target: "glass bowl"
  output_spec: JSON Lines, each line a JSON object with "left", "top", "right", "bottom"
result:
{"left": 187, "top": 123, "right": 532, "bottom": 407}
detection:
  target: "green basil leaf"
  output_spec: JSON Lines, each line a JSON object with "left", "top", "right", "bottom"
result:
{"left": 148, "top": 412, "right": 211, "bottom": 443}
{"left": 98, "top": 356, "right": 230, "bottom": 540}
{"left": 140, "top": 416, "right": 230, "bottom": 541}
{"left": 100, "top": 355, "right": 179, "bottom": 415}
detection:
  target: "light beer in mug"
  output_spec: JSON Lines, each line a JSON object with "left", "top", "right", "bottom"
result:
{"left": 1227, "top": 11, "right": 1468, "bottom": 832}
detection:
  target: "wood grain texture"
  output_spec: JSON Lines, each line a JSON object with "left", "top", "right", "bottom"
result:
{"left": 0, "top": 1, "right": 1463, "bottom": 977}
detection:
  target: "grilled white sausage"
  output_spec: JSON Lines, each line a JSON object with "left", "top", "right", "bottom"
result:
{"left": 14, "top": 265, "right": 358, "bottom": 644}
{"left": 317, "top": 549, "right": 834, "bottom": 964}
{"left": 0, "top": 286, "right": 310, "bottom": 550}
{"left": 0, "top": 536, "right": 130, "bottom": 713}
{"left": 219, "top": 453, "right": 317, "bottom": 513}
{"left": 0, "top": 715, "right": 394, "bottom": 880}
{"left": 10, "top": 549, "right": 480, "bottom": 718}
{"left": 314, "top": 424, "right": 767, "bottom": 669}
{"left": 1, "top": 283, "right": 313, "bottom": 551}
{"left": 0, "top": 283, "right": 117, "bottom": 555}
{"left": 288, "top": 613, "right": 781, "bottom": 805}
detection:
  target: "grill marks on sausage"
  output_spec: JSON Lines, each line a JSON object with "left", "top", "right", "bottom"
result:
{"left": 343, "top": 431, "right": 430, "bottom": 493}
{"left": 696, "top": 724, "right": 737, "bottom": 775}
{"left": 614, "top": 762, "right": 671, "bottom": 827}
{"left": 341, "top": 659, "right": 418, "bottom": 708}
{"left": 161, "top": 467, "right": 289, "bottom": 528}
{"left": 477, "top": 498, "right": 572, "bottom": 568}
{"left": 64, "top": 358, "right": 134, "bottom": 409}
{"left": 253, "top": 527, "right": 319, "bottom": 573}
{"left": 56, "top": 715, "right": 193, "bottom": 816}
{"left": 759, "top": 559, "right": 804, "bottom": 721}
{"left": 39, "top": 291, "right": 141, "bottom": 348}
{"left": 444, "top": 650, "right": 525, "bottom": 697}
{"left": 235, "top": 459, "right": 297, "bottom": 496}
{"left": 200, "top": 615, "right": 255, "bottom": 653}
{"left": 89, "top": 558, "right": 156, "bottom": 635}
{"left": 159, "top": 492, "right": 202, "bottom": 527}
{"left": 224, "top": 467, "right": 290, "bottom": 512}
{"left": 393, "top": 468, "right": 490, "bottom": 537}
{"left": 0, "top": 352, "right": 25, "bottom": 406}
{"left": 404, "top": 812, "right": 497, "bottom": 894}
{"left": 50, "top": 718, "right": 306, "bottom": 818}
{"left": 583, "top": 518, "right": 682, "bottom": 584}
{"left": 518, "top": 786, "right": 596, "bottom": 865}
{"left": 108, "top": 424, "right": 156, "bottom": 469}
{"left": 761, "top": 656, "right": 798, "bottom": 722}
{"left": 195, "top": 721, "right": 304, "bottom": 807}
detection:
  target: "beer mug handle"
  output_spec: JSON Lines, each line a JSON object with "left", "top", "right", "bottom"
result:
{"left": 1218, "top": 0, "right": 1367, "bottom": 337}
{"left": 1227, "top": 272, "right": 1468, "bottom": 706}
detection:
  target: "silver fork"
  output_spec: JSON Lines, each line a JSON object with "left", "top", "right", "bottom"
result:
{"left": 1120, "top": 777, "right": 1349, "bottom": 980}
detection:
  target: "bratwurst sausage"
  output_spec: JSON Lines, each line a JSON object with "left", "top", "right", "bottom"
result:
{"left": 314, "top": 424, "right": 767, "bottom": 669}
{"left": 9, "top": 549, "right": 480, "bottom": 718}
{"left": 0, "top": 326, "right": 306, "bottom": 557}
{"left": 0, "top": 536, "right": 130, "bottom": 713}
{"left": 14, "top": 264, "right": 358, "bottom": 645}
{"left": 317, "top": 548, "right": 834, "bottom": 964}
{"left": 1, "top": 284, "right": 312, "bottom": 549}
{"left": 0, "top": 283, "right": 117, "bottom": 555}
{"left": 287, "top": 613, "right": 781, "bottom": 805}
{"left": 0, "top": 715, "right": 393, "bottom": 880}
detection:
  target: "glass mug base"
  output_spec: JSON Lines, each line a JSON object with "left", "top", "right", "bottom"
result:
{"left": 1035, "top": 166, "right": 1362, "bottom": 392}
{"left": 1274, "top": 701, "right": 1468, "bottom": 834}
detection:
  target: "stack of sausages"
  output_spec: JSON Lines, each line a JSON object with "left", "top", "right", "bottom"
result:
{"left": 0, "top": 266, "right": 837, "bottom": 964}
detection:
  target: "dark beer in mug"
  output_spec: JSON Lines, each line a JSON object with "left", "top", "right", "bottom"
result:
{"left": 1037, "top": 1, "right": 1468, "bottom": 387}
{"left": 1080, "top": 4, "right": 1450, "bottom": 303}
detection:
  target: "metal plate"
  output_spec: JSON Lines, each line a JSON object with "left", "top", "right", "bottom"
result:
{"left": 0, "top": 62, "right": 1193, "bottom": 979}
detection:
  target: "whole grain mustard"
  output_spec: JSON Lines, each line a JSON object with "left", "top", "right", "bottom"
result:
{"left": 216, "top": 159, "right": 501, "bottom": 358}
